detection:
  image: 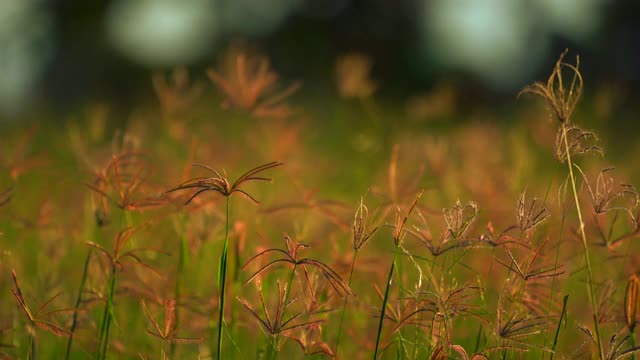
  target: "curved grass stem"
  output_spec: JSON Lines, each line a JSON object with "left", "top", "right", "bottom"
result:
{"left": 561, "top": 122, "right": 603, "bottom": 359}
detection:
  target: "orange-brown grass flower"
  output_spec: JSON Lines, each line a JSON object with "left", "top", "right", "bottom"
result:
{"left": 335, "top": 53, "right": 377, "bottom": 99}
{"left": 168, "top": 161, "right": 283, "bottom": 205}
{"left": 152, "top": 67, "right": 204, "bottom": 114}
{"left": 554, "top": 124, "right": 602, "bottom": 163}
{"left": 87, "top": 225, "right": 166, "bottom": 277}
{"left": 406, "top": 204, "right": 480, "bottom": 257}
{"left": 625, "top": 275, "right": 639, "bottom": 332}
{"left": 518, "top": 49, "right": 582, "bottom": 124}
{"left": 261, "top": 185, "right": 351, "bottom": 231}
{"left": 207, "top": 46, "right": 300, "bottom": 119}
{"left": 582, "top": 167, "right": 639, "bottom": 221}
{"left": 516, "top": 191, "right": 550, "bottom": 233}
{"left": 87, "top": 152, "right": 168, "bottom": 218}
{"left": 0, "top": 125, "right": 48, "bottom": 180}
{"left": 285, "top": 322, "right": 335, "bottom": 357}
{"left": 578, "top": 326, "right": 640, "bottom": 360}
{"left": 243, "top": 235, "right": 351, "bottom": 297}
{"left": 496, "top": 238, "right": 564, "bottom": 283}
{"left": 443, "top": 200, "right": 478, "bottom": 241}
{"left": 391, "top": 191, "right": 423, "bottom": 246}
{"left": 352, "top": 197, "right": 379, "bottom": 250}
{"left": 11, "top": 270, "right": 74, "bottom": 337}
{"left": 141, "top": 299, "right": 202, "bottom": 345}
{"left": 237, "top": 281, "right": 322, "bottom": 338}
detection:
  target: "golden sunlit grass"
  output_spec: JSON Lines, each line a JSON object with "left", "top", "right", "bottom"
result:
{"left": 1, "top": 47, "right": 640, "bottom": 360}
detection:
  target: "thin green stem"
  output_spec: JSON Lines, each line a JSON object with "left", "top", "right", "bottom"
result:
{"left": 101, "top": 264, "right": 117, "bottom": 360}
{"left": 561, "top": 122, "right": 603, "bottom": 359}
{"left": 171, "top": 215, "right": 188, "bottom": 359}
{"left": 65, "top": 248, "right": 93, "bottom": 360}
{"left": 374, "top": 244, "right": 400, "bottom": 359}
{"left": 216, "top": 197, "right": 231, "bottom": 360}
{"left": 28, "top": 331, "right": 35, "bottom": 360}
{"left": 550, "top": 295, "right": 569, "bottom": 360}
{"left": 335, "top": 250, "right": 359, "bottom": 358}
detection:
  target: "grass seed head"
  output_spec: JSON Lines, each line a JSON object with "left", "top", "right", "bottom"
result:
{"left": 519, "top": 49, "right": 583, "bottom": 124}
{"left": 517, "top": 191, "right": 550, "bottom": 233}
{"left": 625, "top": 275, "right": 639, "bottom": 331}
{"left": 207, "top": 45, "right": 300, "bottom": 119}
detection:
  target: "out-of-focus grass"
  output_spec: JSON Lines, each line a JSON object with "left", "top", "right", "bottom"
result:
{"left": 0, "top": 49, "right": 639, "bottom": 360}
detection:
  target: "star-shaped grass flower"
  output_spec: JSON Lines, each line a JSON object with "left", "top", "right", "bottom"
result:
{"left": 168, "top": 161, "right": 283, "bottom": 205}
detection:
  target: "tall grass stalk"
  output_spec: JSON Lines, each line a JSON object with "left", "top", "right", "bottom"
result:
{"left": 171, "top": 215, "right": 189, "bottom": 358}
{"left": 550, "top": 295, "right": 569, "bottom": 360}
{"left": 560, "top": 122, "right": 603, "bottom": 359}
{"left": 64, "top": 248, "right": 92, "bottom": 360}
{"left": 216, "top": 196, "right": 231, "bottom": 360}
{"left": 373, "top": 244, "right": 399, "bottom": 359}
{"left": 335, "top": 250, "right": 358, "bottom": 357}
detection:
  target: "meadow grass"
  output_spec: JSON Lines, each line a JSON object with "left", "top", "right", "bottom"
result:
{"left": 1, "top": 49, "right": 640, "bottom": 359}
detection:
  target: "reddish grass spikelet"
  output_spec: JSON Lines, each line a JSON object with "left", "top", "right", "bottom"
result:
{"left": 443, "top": 200, "right": 478, "bottom": 241}
{"left": 335, "top": 53, "right": 377, "bottom": 99}
{"left": 87, "top": 225, "right": 166, "bottom": 277}
{"left": 142, "top": 299, "right": 202, "bottom": 345}
{"left": 261, "top": 185, "right": 351, "bottom": 231}
{"left": 516, "top": 191, "right": 550, "bottom": 233}
{"left": 625, "top": 275, "right": 639, "bottom": 332}
{"left": 152, "top": 67, "right": 204, "bottom": 114}
{"left": 11, "top": 270, "right": 75, "bottom": 337}
{"left": 285, "top": 322, "right": 335, "bottom": 357}
{"left": 168, "top": 161, "right": 283, "bottom": 205}
{"left": 87, "top": 152, "right": 168, "bottom": 217}
{"left": 237, "top": 281, "right": 322, "bottom": 338}
{"left": 207, "top": 45, "right": 300, "bottom": 119}
{"left": 582, "top": 167, "right": 639, "bottom": 221}
{"left": 352, "top": 197, "right": 379, "bottom": 250}
{"left": 243, "top": 235, "right": 351, "bottom": 297}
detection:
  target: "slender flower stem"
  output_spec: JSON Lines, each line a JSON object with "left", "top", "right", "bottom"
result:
{"left": 561, "top": 122, "right": 603, "bottom": 359}
{"left": 100, "top": 264, "right": 117, "bottom": 360}
{"left": 65, "top": 248, "right": 93, "bottom": 360}
{"left": 171, "top": 215, "right": 188, "bottom": 359}
{"left": 335, "top": 250, "right": 359, "bottom": 357}
{"left": 374, "top": 244, "right": 400, "bottom": 359}
{"left": 269, "top": 263, "right": 298, "bottom": 360}
{"left": 216, "top": 197, "right": 231, "bottom": 360}
{"left": 550, "top": 295, "right": 569, "bottom": 360}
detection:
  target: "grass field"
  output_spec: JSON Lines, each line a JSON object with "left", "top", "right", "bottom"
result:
{"left": 1, "top": 49, "right": 640, "bottom": 359}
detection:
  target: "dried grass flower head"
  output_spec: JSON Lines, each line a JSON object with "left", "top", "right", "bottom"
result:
{"left": 0, "top": 186, "right": 12, "bottom": 207}
{"left": 443, "top": 200, "right": 478, "bottom": 240}
{"left": 87, "top": 151, "right": 168, "bottom": 218}
{"left": 207, "top": 45, "right": 300, "bottom": 119}
{"left": 625, "top": 274, "right": 639, "bottom": 332}
{"left": 554, "top": 124, "right": 602, "bottom": 163}
{"left": 243, "top": 234, "right": 352, "bottom": 297}
{"left": 335, "top": 52, "right": 377, "bottom": 99}
{"left": 519, "top": 49, "right": 582, "bottom": 124}
{"left": 580, "top": 167, "right": 639, "bottom": 222}
{"left": 152, "top": 67, "right": 204, "bottom": 114}
{"left": 142, "top": 299, "right": 201, "bottom": 344}
{"left": 168, "top": 161, "right": 283, "bottom": 205}
{"left": 352, "top": 197, "right": 379, "bottom": 250}
{"left": 11, "top": 270, "right": 74, "bottom": 337}
{"left": 516, "top": 191, "right": 550, "bottom": 233}
{"left": 237, "top": 281, "right": 322, "bottom": 338}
